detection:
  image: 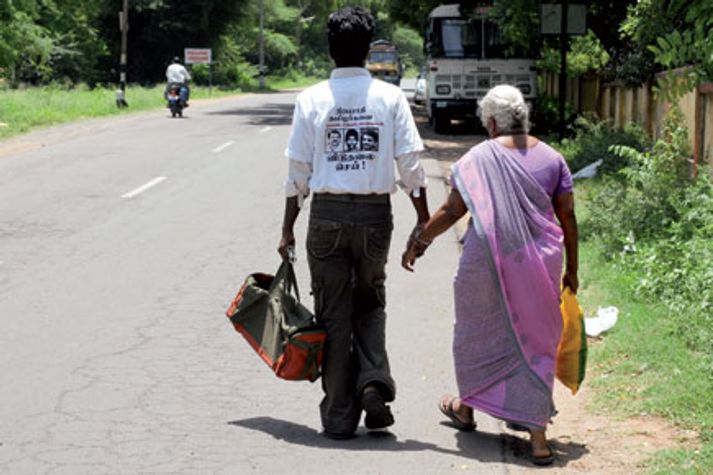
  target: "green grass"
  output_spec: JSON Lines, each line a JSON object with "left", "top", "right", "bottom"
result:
{"left": 0, "top": 84, "right": 235, "bottom": 140}
{"left": 265, "top": 75, "right": 321, "bottom": 90}
{"left": 577, "top": 181, "right": 713, "bottom": 474}
{"left": 0, "top": 76, "right": 321, "bottom": 141}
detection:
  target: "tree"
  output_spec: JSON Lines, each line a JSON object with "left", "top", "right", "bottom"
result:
{"left": 95, "top": 0, "right": 250, "bottom": 84}
{"left": 645, "top": 0, "right": 713, "bottom": 97}
{"left": 384, "top": 0, "right": 441, "bottom": 33}
{"left": 1, "top": 0, "right": 106, "bottom": 84}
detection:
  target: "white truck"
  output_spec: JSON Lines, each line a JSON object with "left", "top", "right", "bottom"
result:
{"left": 424, "top": 4, "right": 537, "bottom": 133}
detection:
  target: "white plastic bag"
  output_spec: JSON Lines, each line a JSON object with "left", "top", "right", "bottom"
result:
{"left": 584, "top": 306, "right": 618, "bottom": 337}
{"left": 572, "top": 159, "right": 604, "bottom": 179}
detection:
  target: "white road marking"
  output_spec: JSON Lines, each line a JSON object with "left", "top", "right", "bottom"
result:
{"left": 259, "top": 126, "right": 273, "bottom": 133}
{"left": 121, "top": 176, "right": 167, "bottom": 199}
{"left": 212, "top": 141, "right": 235, "bottom": 153}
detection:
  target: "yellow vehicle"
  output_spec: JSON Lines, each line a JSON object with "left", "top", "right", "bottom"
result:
{"left": 366, "top": 40, "right": 402, "bottom": 86}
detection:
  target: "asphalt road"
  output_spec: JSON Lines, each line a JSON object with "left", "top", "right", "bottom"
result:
{"left": 0, "top": 90, "right": 514, "bottom": 474}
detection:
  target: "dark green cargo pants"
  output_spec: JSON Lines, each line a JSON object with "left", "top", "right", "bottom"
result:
{"left": 307, "top": 193, "right": 396, "bottom": 435}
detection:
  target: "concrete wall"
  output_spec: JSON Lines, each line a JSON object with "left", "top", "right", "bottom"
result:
{"left": 698, "top": 85, "right": 713, "bottom": 177}
{"left": 540, "top": 70, "right": 713, "bottom": 176}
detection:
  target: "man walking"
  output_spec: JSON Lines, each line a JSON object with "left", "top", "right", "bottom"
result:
{"left": 278, "top": 7, "right": 429, "bottom": 439}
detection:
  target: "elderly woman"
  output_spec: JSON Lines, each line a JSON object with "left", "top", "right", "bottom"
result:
{"left": 402, "top": 85, "right": 578, "bottom": 465}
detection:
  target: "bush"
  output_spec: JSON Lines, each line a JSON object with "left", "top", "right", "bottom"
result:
{"left": 190, "top": 64, "right": 210, "bottom": 85}
{"left": 530, "top": 94, "right": 576, "bottom": 135}
{"left": 556, "top": 116, "right": 651, "bottom": 175}
{"left": 295, "top": 56, "right": 331, "bottom": 79}
{"left": 537, "top": 30, "right": 610, "bottom": 77}
{"left": 584, "top": 111, "right": 713, "bottom": 352}
{"left": 214, "top": 60, "right": 258, "bottom": 88}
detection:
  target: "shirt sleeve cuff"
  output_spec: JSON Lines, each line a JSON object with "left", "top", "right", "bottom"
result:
{"left": 396, "top": 152, "right": 427, "bottom": 197}
{"left": 284, "top": 159, "right": 312, "bottom": 207}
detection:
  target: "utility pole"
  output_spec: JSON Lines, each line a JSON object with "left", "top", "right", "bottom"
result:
{"left": 259, "top": 0, "right": 265, "bottom": 89}
{"left": 558, "top": 0, "right": 568, "bottom": 140}
{"left": 117, "top": 0, "right": 129, "bottom": 107}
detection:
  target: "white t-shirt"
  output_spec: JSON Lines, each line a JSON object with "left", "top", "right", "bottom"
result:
{"left": 166, "top": 63, "right": 191, "bottom": 83}
{"left": 284, "top": 68, "right": 425, "bottom": 198}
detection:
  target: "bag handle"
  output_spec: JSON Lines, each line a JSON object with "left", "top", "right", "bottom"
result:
{"left": 269, "top": 259, "right": 302, "bottom": 302}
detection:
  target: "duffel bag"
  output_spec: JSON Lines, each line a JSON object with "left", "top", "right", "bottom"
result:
{"left": 225, "top": 260, "right": 325, "bottom": 382}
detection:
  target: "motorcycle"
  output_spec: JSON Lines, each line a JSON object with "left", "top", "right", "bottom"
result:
{"left": 166, "top": 83, "right": 189, "bottom": 118}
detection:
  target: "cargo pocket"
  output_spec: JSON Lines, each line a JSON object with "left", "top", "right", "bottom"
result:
{"left": 363, "top": 222, "right": 393, "bottom": 262}
{"left": 307, "top": 219, "right": 342, "bottom": 259}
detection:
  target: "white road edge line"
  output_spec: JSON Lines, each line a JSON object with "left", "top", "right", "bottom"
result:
{"left": 259, "top": 126, "right": 273, "bottom": 133}
{"left": 212, "top": 140, "right": 235, "bottom": 153}
{"left": 121, "top": 176, "right": 167, "bottom": 199}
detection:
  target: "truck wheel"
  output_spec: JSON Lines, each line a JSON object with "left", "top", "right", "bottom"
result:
{"left": 433, "top": 112, "right": 450, "bottom": 134}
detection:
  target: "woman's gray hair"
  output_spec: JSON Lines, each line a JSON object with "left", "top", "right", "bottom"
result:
{"left": 478, "top": 85, "right": 529, "bottom": 134}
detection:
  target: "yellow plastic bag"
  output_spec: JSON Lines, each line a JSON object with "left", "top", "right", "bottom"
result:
{"left": 556, "top": 287, "right": 587, "bottom": 394}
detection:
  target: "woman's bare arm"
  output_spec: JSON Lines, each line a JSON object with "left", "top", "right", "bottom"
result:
{"left": 553, "top": 192, "right": 579, "bottom": 293}
{"left": 402, "top": 188, "right": 468, "bottom": 271}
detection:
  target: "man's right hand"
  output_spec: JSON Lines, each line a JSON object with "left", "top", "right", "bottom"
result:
{"left": 278, "top": 232, "right": 295, "bottom": 260}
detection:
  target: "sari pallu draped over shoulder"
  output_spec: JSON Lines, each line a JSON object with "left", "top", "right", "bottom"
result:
{"left": 451, "top": 140, "right": 564, "bottom": 429}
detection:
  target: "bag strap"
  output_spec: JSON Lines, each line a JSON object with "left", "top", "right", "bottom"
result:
{"left": 284, "top": 259, "right": 301, "bottom": 302}
{"left": 289, "top": 338, "right": 322, "bottom": 381}
{"left": 269, "top": 259, "right": 302, "bottom": 302}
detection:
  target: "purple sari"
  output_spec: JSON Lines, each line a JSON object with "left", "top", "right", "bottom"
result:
{"left": 451, "top": 140, "right": 564, "bottom": 429}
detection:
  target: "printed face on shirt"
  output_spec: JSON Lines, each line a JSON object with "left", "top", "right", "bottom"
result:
{"left": 325, "top": 129, "right": 343, "bottom": 152}
{"left": 360, "top": 128, "right": 379, "bottom": 151}
{"left": 345, "top": 129, "right": 359, "bottom": 151}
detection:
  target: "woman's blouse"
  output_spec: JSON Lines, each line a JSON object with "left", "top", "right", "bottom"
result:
{"left": 491, "top": 140, "right": 573, "bottom": 199}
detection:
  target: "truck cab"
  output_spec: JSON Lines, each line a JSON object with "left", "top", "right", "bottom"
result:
{"left": 366, "top": 40, "right": 402, "bottom": 86}
{"left": 425, "top": 4, "right": 537, "bottom": 133}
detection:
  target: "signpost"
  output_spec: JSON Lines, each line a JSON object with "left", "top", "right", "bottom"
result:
{"left": 116, "top": 0, "right": 129, "bottom": 108}
{"left": 541, "top": 2, "right": 587, "bottom": 140}
{"left": 184, "top": 48, "right": 213, "bottom": 95}
{"left": 259, "top": 0, "right": 265, "bottom": 89}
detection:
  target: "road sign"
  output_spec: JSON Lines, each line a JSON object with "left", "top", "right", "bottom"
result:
{"left": 184, "top": 48, "right": 212, "bottom": 64}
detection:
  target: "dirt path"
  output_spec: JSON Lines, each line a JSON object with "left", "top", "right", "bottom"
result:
{"left": 412, "top": 104, "right": 698, "bottom": 473}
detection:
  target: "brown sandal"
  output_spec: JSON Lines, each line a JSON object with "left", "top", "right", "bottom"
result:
{"left": 531, "top": 445, "right": 555, "bottom": 466}
{"left": 438, "top": 395, "right": 476, "bottom": 431}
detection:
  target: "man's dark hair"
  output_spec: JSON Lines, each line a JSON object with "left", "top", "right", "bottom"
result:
{"left": 362, "top": 129, "right": 377, "bottom": 140}
{"left": 327, "top": 7, "right": 374, "bottom": 67}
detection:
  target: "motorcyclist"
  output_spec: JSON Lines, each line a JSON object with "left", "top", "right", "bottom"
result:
{"left": 165, "top": 56, "right": 191, "bottom": 106}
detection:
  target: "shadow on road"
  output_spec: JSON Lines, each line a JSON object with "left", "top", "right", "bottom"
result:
{"left": 229, "top": 417, "right": 588, "bottom": 468}
{"left": 207, "top": 103, "right": 294, "bottom": 126}
{"left": 454, "top": 427, "right": 590, "bottom": 469}
{"left": 229, "top": 416, "right": 460, "bottom": 454}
